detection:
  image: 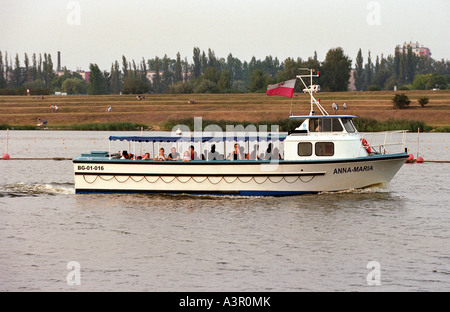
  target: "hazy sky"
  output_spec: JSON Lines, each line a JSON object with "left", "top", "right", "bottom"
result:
{"left": 1, "top": 0, "right": 449, "bottom": 71}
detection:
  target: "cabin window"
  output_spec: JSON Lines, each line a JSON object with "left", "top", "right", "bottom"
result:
{"left": 315, "top": 142, "right": 334, "bottom": 156}
{"left": 320, "top": 118, "right": 332, "bottom": 132}
{"left": 298, "top": 142, "right": 312, "bottom": 156}
{"left": 310, "top": 118, "right": 343, "bottom": 132}
{"left": 332, "top": 119, "right": 343, "bottom": 131}
{"left": 309, "top": 119, "right": 319, "bottom": 132}
{"left": 342, "top": 118, "right": 356, "bottom": 133}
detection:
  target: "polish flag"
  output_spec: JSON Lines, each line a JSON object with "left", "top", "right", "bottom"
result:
{"left": 266, "top": 79, "right": 296, "bottom": 98}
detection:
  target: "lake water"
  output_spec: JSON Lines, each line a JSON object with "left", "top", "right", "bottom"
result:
{"left": 0, "top": 130, "right": 449, "bottom": 292}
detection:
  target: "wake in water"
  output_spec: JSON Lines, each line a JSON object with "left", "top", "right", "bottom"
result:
{"left": 319, "top": 183, "right": 390, "bottom": 195}
{"left": 0, "top": 182, "right": 75, "bottom": 197}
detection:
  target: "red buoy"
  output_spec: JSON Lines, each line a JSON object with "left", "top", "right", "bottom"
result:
{"left": 405, "top": 154, "right": 414, "bottom": 163}
{"left": 2, "top": 153, "right": 10, "bottom": 160}
{"left": 417, "top": 156, "right": 424, "bottom": 163}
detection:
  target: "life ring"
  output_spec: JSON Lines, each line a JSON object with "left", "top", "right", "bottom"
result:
{"left": 361, "top": 138, "right": 372, "bottom": 154}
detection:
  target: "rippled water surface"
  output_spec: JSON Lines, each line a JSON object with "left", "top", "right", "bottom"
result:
{"left": 0, "top": 130, "right": 449, "bottom": 291}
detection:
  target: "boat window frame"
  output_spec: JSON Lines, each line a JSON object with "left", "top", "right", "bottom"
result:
{"left": 341, "top": 118, "right": 356, "bottom": 133}
{"left": 315, "top": 142, "right": 334, "bottom": 156}
{"left": 308, "top": 118, "right": 344, "bottom": 132}
{"left": 297, "top": 142, "right": 313, "bottom": 156}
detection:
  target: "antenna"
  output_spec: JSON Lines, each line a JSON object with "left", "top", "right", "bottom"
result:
{"left": 296, "top": 68, "right": 327, "bottom": 116}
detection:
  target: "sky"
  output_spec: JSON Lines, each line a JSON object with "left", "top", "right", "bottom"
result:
{"left": 1, "top": 0, "right": 449, "bottom": 71}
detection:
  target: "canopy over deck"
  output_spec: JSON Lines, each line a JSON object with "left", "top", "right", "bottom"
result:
{"left": 109, "top": 133, "right": 287, "bottom": 143}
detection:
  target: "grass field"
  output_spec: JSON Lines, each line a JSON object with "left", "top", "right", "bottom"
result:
{"left": 0, "top": 90, "right": 449, "bottom": 130}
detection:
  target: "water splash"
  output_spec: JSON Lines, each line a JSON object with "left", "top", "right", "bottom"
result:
{"left": 0, "top": 182, "right": 75, "bottom": 197}
{"left": 319, "top": 183, "right": 390, "bottom": 195}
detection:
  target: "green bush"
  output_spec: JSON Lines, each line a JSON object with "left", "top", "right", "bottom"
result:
{"left": 392, "top": 93, "right": 411, "bottom": 109}
{"left": 417, "top": 97, "right": 429, "bottom": 107}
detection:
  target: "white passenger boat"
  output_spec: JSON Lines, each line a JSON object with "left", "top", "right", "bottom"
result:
{"left": 73, "top": 70, "right": 408, "bottom": 196}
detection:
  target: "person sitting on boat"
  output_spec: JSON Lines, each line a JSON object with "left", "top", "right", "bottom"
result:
{"left": 263, "top": 143, "right": 274, "bottom": 160}
{"left": 121, "top": 150, "right": 129, "bottom": 159}
{"left": 167, "top": 147, "right": 180, "bottom": 161}
{"left": 154, "top": 148, "right": 167, "bottom": 161}
{"left": 182, "top": 151, "right": 191, "bottom": 161}
{"left": 207, "top": 144, "right": 220, "bottom": 160}
{"left": 189, "top": 145, "right": 198, "bottom": 160}
{"left": 143, "top": 153, "right": 150, "bottom": 160}
{"left": 228, "top": 143, "right": 243, "bottom": 161}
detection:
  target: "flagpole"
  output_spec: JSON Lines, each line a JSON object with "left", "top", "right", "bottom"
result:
{"left": 290, "top": 97, "right": 293, "bottom": 116}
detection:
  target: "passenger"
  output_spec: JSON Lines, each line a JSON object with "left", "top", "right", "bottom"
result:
{"left": 167, "top": 147, "right": 180, "bottom": 161}
{"left": 182, "top": 151, "right": 191, "bottom": 161}
{"left": 264, "top": 143, "right": 272, "bottom": 160}
{"left": 143, "top": 153, "right": 150, "bottom": 160}
{"left": 121, "top": 150, "right": 129, "bottom": 159}
{"left": 189, "top": 145, "right": 198, "bottom": 160}
{"left": 273, "top": 147, "right": 282, "bottom": 160}
{"left": 207, "top": 144, "right": 220, "bottom": 160}
{"left": 249, "top": 144, "right": 259, "bottom": 160}
{"left": 136, "top": 155, "right": 142, "bottom": 160}
{"left": 228, "top": 143, "right": 243, "bottom": 160}
{"left": 154, "top": 148, "right": 167, "bottom": 161}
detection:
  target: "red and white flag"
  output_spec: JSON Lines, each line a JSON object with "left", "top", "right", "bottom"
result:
{"left": 266, "top": 79, "right": 296, "bottom": 98}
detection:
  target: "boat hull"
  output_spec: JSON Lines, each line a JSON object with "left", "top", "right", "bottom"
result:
{"left": 73, "top": 154, "right": 408, "bottom": 196}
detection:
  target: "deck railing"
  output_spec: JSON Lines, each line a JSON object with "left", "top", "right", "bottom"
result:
{"left": 359, "top": 130, "right": 407, "bottom": 157}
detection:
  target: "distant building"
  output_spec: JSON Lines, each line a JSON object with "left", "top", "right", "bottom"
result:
{"left": 395, "top": 41, "right": 431, "bottom": 58}
{"left": 77, "top": 71, "right": 90, "bottom": 84}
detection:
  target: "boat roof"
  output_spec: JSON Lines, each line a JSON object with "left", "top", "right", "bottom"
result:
{"left": 109, "top": 134, "right": 287, "bottom": 143}
{"left": 289, "top": 115, "right": 357, "bottom": 119}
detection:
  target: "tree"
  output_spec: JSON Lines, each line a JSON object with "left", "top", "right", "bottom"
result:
{"left": 392, "top": 93, "right": 410, "bottom": 109}
{"left": 417, "top": 97, "right": 429, "bottom": 107}
{"left": 203, "top": 67, "right": 218, "bottom": 83}
{"left": 192, "top": 47, "right": 201, "bottom": 78}
{"left": 183, "top": 57, "right": 190, "bottom": 82}
{"left": 122, "top": 55, "right": 128, "bottom": 78}
{"left": 161, "top": 54, "right": 172, "bottom": 92}
{"left": 153, "top": 56, "right": 161, "bottom": 93}
{"left": 88, "top": 63, "right": 106, "bottom": 95}
{"left": 110, "top": 60, "right": 121, "bottom": 94}
{"left": 174, "top": 52, "right": 183, "bottom": 83}
{"left": 0, "top": 51, "right": 6, "bottom": 88}
{"left": 201, "top": 51, "right": 208, "bottom": 74}
{"left": 62, "top": 77, "right": 87, "bottom": 94}
{"left": 354, "top": 49, "right": 364, "bottom": 91}
{"left": 248, "top": 69, "right": 268, "bottom": 92}
{"left": 413, "top": 73, "right": 447, "bottom": 90}
{"left": 24, "top": 53, "right": 31, "bottom": 83}
{"left": 217, "top": 70, "right": 231, "bottom": 92}
{"left": 321, "top": 47, "right": 352, "bottom": 92}
{"left": 13, "top": 53, "right": 22, "bottom": 88}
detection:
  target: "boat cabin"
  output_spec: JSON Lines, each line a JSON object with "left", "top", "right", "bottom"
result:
{"left": 283, "top": 115, "right": 368, "bottom": 161}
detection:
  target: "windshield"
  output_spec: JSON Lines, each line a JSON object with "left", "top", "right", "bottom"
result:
{"left": 341, "top": 118, "right": 356, "bottom": 133}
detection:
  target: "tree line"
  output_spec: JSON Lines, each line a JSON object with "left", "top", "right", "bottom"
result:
{"left": 0, "top": 46, "right": 448, "bottom": 95}
{"left": 354, "top": 47, "right": 449, "bottom": 91}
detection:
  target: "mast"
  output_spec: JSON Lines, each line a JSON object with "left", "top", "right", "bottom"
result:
{"left": 296, "top": 68, "right": 328, "bottom": 116}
